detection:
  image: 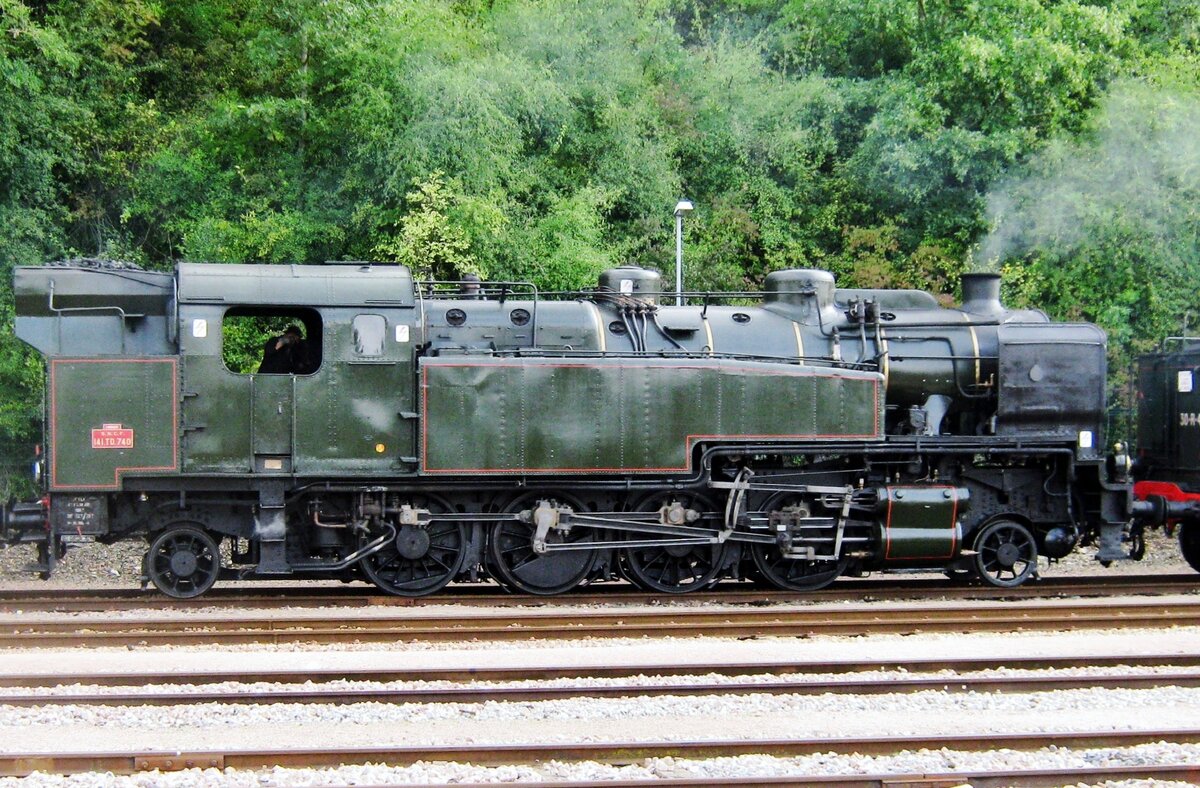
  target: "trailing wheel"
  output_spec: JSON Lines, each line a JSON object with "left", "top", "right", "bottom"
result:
{"left": 488, "top": 492, "right": 601, "bottom": 595}
{"left": 360, "top": 495, "right": 467, "bottom": 597}
{"left": 750, "top": 494, "right": 846, "bottom": 591}
{"left": 972, "top": 519, "right": 1038, "bottom": 588}
{"left": 145, "top": 525, "right": 221, "bottom": 599}
{"left": 620, "top": 492, "right": 728, "bottom": 593}
{"left": 1179, "top": 520, "right": 1200, "bottom": 573}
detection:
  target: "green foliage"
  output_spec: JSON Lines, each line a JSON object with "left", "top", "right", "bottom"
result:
{"left": 1, "top": 0, "right": 1199, "bottom": 474}
{"left": 0, "top": 1, "right": 80, "bottom": 465}
{"left": 510, "top": 186, "right": 617, "bottom": 291}
{"left": 0, "top": 0, "right": 77, "bottom": 266}
{"left": 982, "top": 77, "right": 1200, "bottom": 406}
{"left": 770, "top": 0, "right": 918, "bottom": 78}
{"left": 374, "top": 172, "right": 479, "bottom": 280}
{"left": 221, "top": 315, "right": 298, "bottom": 374}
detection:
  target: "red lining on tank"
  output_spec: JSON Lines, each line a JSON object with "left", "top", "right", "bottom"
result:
{"left": 49, "top": 358, "right": 179, "bottom": 491}
{"left": 420, "top": 360, "right": 881, "bottom": 474}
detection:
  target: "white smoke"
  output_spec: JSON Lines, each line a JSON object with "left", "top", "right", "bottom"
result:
{"left": 975, "top": 80, "right": 1200, "bottom": 269}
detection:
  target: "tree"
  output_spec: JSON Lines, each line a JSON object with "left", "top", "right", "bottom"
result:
{"left": 374, "top": 172, "right": 479, "bottom": 280}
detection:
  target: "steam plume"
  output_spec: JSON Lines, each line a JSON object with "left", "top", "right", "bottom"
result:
{"left": 975, "top": 81, "right": 1200, "bottom": 271}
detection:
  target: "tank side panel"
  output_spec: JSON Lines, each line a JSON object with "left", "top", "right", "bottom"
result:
{"left": 421, "top": 357, "right": 883, "bottom": 474}
{"left": 997, "top": 323, "right": 1107, "bottom": 448}
{"left": 49, "top": 358, "right": 178, "bottom": 490}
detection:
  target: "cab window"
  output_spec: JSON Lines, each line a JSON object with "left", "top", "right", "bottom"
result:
{"left": 222, "top": 307, "right": 323, "bottom": 375}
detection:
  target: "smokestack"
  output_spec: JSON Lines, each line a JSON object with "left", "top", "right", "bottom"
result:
{"left": 961, "top": 272, "right": 1004, "bottom": 317}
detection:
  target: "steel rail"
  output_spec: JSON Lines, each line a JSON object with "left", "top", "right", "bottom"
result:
{"left": 1, "top": 730, "right": 1197, "bottom": 777}
{"left": 5, "top": 669, "right": 1200, "bottom": 707}
{"left": 2, "top": 652, "right": 1198, "bottom": 688}
{"left": 0, "top": 573, "right": 1195, "bottom": 613}
{"left": 1, "top": 598, "right": 1198, "bottom": 646}
{"left": 2, "top": 596, "right": 1195, "bottom": 629}
{"left": 353, "top": 766, "right": 1200, "bottom": 787}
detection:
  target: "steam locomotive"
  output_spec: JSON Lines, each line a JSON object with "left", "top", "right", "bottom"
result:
{"left": 0, "top": 259, "right": 1187, "bottom": 597}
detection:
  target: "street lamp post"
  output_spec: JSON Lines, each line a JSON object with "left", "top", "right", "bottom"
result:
{"left": 674, "top": 200, "right": 693, "bottom": 306}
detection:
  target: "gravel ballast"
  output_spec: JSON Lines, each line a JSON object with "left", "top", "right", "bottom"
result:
{"left": 1, "top": 744, "right": 1198, "bottom": 786}
{"left": 1, "top": 627, "right": 1200, "bottom": 782}
{"left": 1, "top": 527, "right": 1196, "bottom": 784}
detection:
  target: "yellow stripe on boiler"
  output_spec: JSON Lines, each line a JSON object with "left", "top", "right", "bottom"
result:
{"left": 961, "top": 313, "right": 981, "bottom": 387}
{"left": 585, "top": 302, "right": 607, "bottom": 352}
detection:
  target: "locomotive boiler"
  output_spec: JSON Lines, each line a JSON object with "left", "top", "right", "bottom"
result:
{"left": 0, "top": 259, "right": 1148, "bottom": 597}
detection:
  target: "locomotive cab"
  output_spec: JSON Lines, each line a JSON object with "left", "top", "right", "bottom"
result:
{"left": 176, "top": 262, "right": 421, "bottom": 477}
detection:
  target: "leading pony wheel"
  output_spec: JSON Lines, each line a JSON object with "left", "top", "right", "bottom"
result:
{"left": 145, "top": 525, "right": 221, "bottom": 599}
{"left": 972, "top": 519, "right": 1038, "bottom": 588}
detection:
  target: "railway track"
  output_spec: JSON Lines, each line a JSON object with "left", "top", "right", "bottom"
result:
{"left": 4, "top": 663, "right": 1200, "bottom": 707}
{"left": 0, "top": 572, "right": 1195, "bottom": 613}
{"left": 3, "top": 629, "right": 1195, "bottom": 784}
{"left": 2, "top": 596, "right": 1198, "bottom": 646}
{"left": 5, "top": 652, "right": 1196, "bottom": 687}
{"left": 2, "top": 730, "right": 1196, "bottom": 781}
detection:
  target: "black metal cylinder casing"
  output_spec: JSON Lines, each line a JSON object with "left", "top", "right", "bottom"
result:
{"left": 2, "top": 500, "right": 47, "bottom": 541}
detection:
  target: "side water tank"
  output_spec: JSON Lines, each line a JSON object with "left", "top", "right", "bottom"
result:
{"left": 598, "top": 266, "right": 663, "bottom": 303}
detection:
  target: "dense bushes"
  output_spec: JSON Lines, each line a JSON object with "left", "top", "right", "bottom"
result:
{"left": 1, "top": 0, "right": 1197, "bottom": 466}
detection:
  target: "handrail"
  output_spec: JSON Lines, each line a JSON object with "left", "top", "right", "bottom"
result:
{"left": 1160, "top": 336, "right": 1200, "bottom": 352}
{"left": 437, "top": 346, "right": 881, "bottom": 372}
{"left": 47, "top": 279, "right": 145, "bottom": 320}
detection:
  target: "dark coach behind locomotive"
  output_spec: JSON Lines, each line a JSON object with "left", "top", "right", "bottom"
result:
{"left": 1134, "top": 338, "right": 1200, "bottom": 570}
{"left": 1, "top": 259, "right": 1151, "bottom": 597}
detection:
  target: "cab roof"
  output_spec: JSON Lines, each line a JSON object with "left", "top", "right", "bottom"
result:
{"left": 177, "top": 263, "right": 415, "bottom": 307}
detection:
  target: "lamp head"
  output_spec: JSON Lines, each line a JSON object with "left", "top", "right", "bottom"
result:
{"left": 674, "top": 200, "right": 694, "bottom": 217}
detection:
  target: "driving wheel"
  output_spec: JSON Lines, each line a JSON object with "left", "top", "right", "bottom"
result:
{"left": 620, "top": 492, "right": 728, "bottom": 593}
{"left": 488, "top": 491, "right": 601, "bottom": 595}
{"left": 750, "top": 494, "right": 846, "bottom": 591}
{"left": 360, "top": 495, "right": 468, "bottom": 597}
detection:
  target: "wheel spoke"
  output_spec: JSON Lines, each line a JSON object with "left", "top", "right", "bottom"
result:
{"left": 752, "top": 493, "right": 845, "bottom": 591}
{"left": 621, "top": 492, "right": 726, "bottom": 594}
{"left": 360, "top": 497, "right": 466, "bottom": 597}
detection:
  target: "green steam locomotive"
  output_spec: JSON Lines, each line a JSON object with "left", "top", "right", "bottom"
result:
{"left": 0, "top": 259, "right": 1161, "bottom": 597}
